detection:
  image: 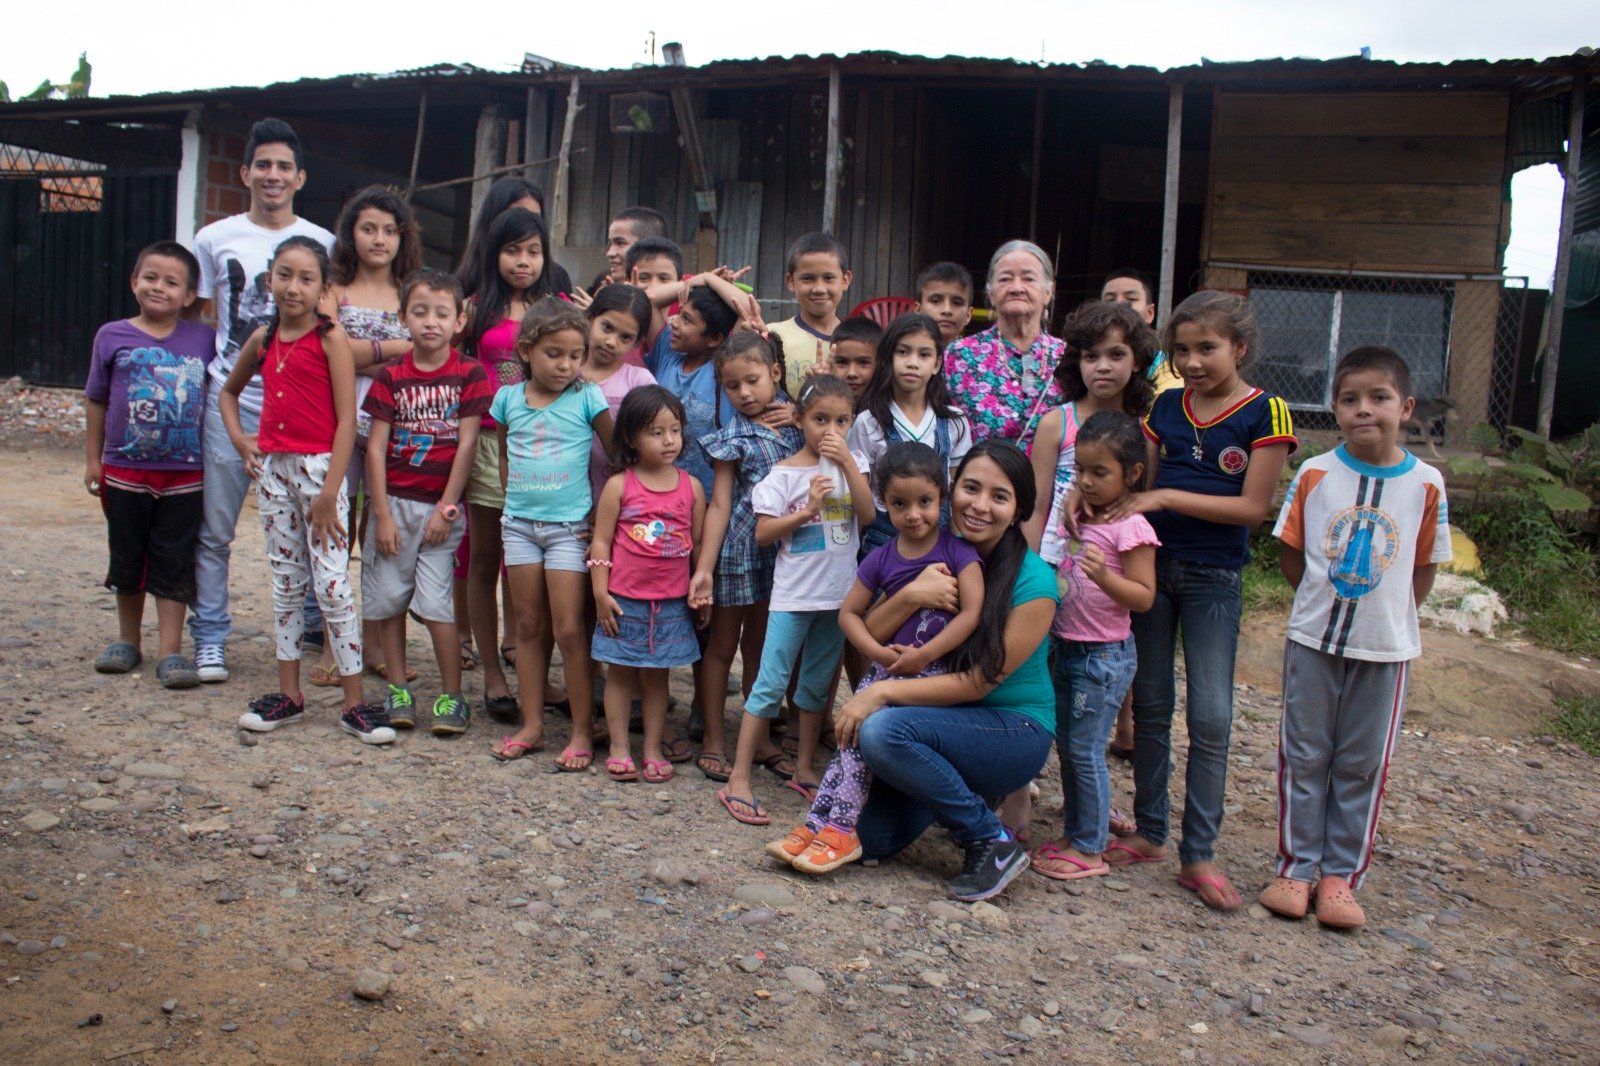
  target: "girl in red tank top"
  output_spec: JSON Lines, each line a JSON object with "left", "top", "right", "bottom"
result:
{"left": 585, "top": 385, "right": 710, "bottom": 783}
{"left": 218, "top": 236, "right": 391, "bottom": 745}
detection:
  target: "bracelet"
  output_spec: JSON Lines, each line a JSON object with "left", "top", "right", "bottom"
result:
{"left": 435, "top": 503, "right": 460, "bottom": 521}
{"left": 370, "top": 340, "right": 382, "bottom": 364}
{"left": 584, "top": 558, "right": 613, "bottom": 569}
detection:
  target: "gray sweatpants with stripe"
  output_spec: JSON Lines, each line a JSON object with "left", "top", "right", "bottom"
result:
{"left": 1276, "top": 640, "right": 1409, "bottom": 887}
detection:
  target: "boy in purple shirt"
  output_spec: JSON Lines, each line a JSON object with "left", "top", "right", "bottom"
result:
{"left": 85, "top": 241, "right": 216, "bottom": 688}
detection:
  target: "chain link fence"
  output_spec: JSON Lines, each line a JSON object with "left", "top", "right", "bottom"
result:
{"left": 1236, "top": 267, "right": 1530, "bottom": 446}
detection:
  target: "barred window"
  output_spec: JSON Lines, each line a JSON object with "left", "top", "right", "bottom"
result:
{"left": 1249, "top": 274, "right": 1451, "bottom": 411}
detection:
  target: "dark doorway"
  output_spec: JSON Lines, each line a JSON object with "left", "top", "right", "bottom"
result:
{"left": 1, "top": 170, "right": 177, "bottom": 387}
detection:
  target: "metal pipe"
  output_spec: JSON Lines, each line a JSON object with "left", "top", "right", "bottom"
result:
{"left": 822, "top": 65, "right": 841, "bottom": 234}
{"left": 1158, "top": 82, "right": 1183, "bottom": 326}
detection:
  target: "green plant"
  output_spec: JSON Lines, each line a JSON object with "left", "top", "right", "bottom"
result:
{"left": 1547, "top": 694, "right": 1600, "bottom": 757}
{"left": 1454, "top": 483, "right": 1600, "bottom": 658}
{"left": 1465, "top": 421, "right": 1502, "bottom": 456}
{"left": 1451, "top": 423, "right": 1600, "bottom": 519}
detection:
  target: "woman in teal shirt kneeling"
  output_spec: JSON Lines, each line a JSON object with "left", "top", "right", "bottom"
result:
{"left": 835, "top": 440, "right": 1059, "bottom": 902}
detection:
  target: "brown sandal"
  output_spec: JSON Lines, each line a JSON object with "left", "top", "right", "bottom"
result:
{"left": 1313, "top": 876, "right": 1366, "bottom": 928}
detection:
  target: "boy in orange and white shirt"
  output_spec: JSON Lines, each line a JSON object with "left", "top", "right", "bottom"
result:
{"left": 1262, "top": 346, "right": 1451, "bottom": 929}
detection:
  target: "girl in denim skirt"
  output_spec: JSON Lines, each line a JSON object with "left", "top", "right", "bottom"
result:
{"left": 588, "top": 386, "right": 710, "bottom": 782}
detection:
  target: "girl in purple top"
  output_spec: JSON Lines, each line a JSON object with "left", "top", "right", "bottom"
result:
{"left": 765, "top": 442, "right": 984, "bottom": 875}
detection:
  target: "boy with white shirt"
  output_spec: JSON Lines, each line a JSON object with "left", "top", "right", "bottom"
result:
{"left": 189, "top": 117, "right": 334, "bottom": 682}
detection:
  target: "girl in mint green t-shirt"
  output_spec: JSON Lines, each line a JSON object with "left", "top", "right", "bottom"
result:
{"left": 489, "top": 299, "right": 613, "bottom": 769}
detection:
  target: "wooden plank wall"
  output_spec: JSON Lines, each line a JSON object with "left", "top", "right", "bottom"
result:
{"left": 537, "top": 79, "right": 1204, "bottom": 319}
{"left": 541, "top": 80, "right": 934, "bottom": 312}
{"left": 1206, "top": 91, "right": 1510, "bottom": 274}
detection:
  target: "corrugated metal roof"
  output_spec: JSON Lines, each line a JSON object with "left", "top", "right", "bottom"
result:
{"left": 0, "top": 48, "right": 1595, "bottom": 118}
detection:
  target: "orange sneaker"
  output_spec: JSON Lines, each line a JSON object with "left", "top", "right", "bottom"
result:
{"left": 764, "top": 825, "right": 816, "bottom": 865}
{"left": 792, "top": 825, "right": 863, "bottom": 874}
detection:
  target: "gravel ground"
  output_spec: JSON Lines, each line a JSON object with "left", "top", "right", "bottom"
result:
{"left": 2, "top": 431, "right": 1598, "bottom": 1064}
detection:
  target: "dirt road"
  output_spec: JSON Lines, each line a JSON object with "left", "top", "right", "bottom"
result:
{"left": 2, "top": 436, "right": 1597, "bottom": 1064}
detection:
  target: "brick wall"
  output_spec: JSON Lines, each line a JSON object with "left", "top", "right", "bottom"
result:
{"left": 201, "top": 129, "right": 248, "bottom": 225}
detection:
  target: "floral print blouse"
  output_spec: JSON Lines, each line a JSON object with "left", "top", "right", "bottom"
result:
{"left": 942, "top": 326, "right": 1064, "bottom": 448}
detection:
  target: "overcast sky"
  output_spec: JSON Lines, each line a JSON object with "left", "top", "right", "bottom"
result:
{"left": 4, "top": 0, "right": 1589, "bottom": 283}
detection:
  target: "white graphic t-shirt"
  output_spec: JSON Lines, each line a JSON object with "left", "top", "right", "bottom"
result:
{"left": 1274, "top": 446, "right": 1451, "bottom": 662}
{"left": 751, "top": 451, "right": 870, "bottom": 612}
{"left": 193, "top": 213, "right": 334, "bottom": 414}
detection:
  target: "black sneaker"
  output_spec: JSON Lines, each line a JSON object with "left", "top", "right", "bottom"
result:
{"left": 340, "top": 703, "right": 398, "bottom": 745}
{"left": 430, "top": 692, "right": 470, "bottom": 736}
{"left": 239, "top": 693, "right": 304, "bottom": 732}
{"left": 947, "top": 834, "right": 1030, "bottom": 902}
{"left": 483, "top": 694, "right": 520, "bottom": 725}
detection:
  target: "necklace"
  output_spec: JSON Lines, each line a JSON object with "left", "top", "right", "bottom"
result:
{"left": 1190, "top": 382, "right": 1248, "bottom": 462}
{"left": 271, "top": 336, "right": 292, "bottom": 376}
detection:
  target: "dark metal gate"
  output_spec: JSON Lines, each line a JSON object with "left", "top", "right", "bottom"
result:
{"left": 1, "top": 170, "right": 177, "bottom": 388}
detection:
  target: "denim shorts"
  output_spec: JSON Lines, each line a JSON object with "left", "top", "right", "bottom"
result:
{"left": 591, "top": 594, "right": 701, "bottom": 669}
{"left": 500, "top": 514, "right": 588, "bottom": 572}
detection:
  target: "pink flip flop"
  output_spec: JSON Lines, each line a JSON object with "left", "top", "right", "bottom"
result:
{"left": 1103, "top": 840, "right": 1165, "bottom": 866}
{"left": 606, "top": 757, "right": 640, "bottom": 782}
{"left": 717, "top": 789, "right": 770, "bottom": 826}
{"left": 554, "top": 746, "right": 593, "bottom": 772}
{"left": 1177, "top": 871, "right": 1243, "bottom": 911}
{"left": 490, "top": 736, "right": 541, "bottom": 762}
{"left": 642, "top": 759, "right": 674, "bottom": 784}
{"left": 1030, "top": 843, "right": 1110, "bottom": 881}
{"left": 784, "top": 779, "right": 819, "bottom": 803}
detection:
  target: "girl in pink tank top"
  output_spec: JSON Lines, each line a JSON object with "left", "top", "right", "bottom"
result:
{"left": 587, "top": 385, "right": 709, "bottom": 783}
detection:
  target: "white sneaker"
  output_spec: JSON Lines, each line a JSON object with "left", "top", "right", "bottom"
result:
{"left": 195, "top": 644, "right": 229, "bottom": 683}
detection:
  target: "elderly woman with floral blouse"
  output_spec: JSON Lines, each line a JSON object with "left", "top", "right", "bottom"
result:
{"left": 942, "top": 240, "right": 1064, "bottom": 449}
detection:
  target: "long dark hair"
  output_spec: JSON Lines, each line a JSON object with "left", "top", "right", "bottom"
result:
{"left": 455, "top": 177, "right": 548, "bottom": 294}
{"left": 946, "top": 439, "right": 1037, "bottom": 687}
{"left": 262, "top": 235, "right": 334, "bottom": 347}
{"left": 463, "top": 207, "right": 552, "bottom": 358}
{"left": 861, "top": 313, "right": 961, "bottom": 429}
{"left": 330, "top": 185, "right": 422, "bottom": 287}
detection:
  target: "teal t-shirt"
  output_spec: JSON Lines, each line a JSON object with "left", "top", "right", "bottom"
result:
{"left": 489, "top": 381, "right": 608, "bottom": 522}
{"left": 976, "top": 550, "right": 1061, "bottom": 733}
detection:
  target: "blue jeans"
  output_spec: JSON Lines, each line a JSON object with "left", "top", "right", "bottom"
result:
{"left": 855, "top": 704, "right": 1053, "bottom": 860}
{"left": 1129, "top": 555, "right": 1243, "bottom": 865}
{"left": 190, "top": 392, "right": 320, "bottom": 648}
{"left": 1052, "top": 636, "right": 1137, "bottom": 855}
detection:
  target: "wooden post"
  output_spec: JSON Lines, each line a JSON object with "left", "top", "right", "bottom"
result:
{"left": 470, "top": 103, "right": 503, "bottom": 227}
{"left": 404, "top": 89, "right": 428, "bottom": 201}
{"left": 669, "top": 82, "right": 718, "bottom": 269}
{"left": 1028, "top": 87, "right": 1044, "bottom": 238}
{"left": 1158, "top": 82, "right": 1184, "bottom": 325}
{"left": 822, "top": 65, "right": 841, "bottom": 234}
{"left": 1538, "top": 67, "right": 1588, "bottom": 438}
{"left": 550, "top": 76, "right": 581, "bottom": 253}
{"left": 523, "top": 87, "right": 549, "bottom": 182}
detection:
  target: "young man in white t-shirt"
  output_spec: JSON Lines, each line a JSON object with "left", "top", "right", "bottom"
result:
{"left": 189, "top": 117, "right": 335, "bottom": 682}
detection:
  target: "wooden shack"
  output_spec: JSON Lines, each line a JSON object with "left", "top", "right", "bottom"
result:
{"left": 2, "top": 50, "right": 1595, "bottom": 439}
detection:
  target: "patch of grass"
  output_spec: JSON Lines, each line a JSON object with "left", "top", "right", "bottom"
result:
{"left": 1548, "top": 695, "right": 1600, "bottom": 756}
{"left": 1455, "top": 486, "right": 1600, "bottom": 659}
{"left": 1244, "top": 531, "right": 1296, "bottom": 614}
